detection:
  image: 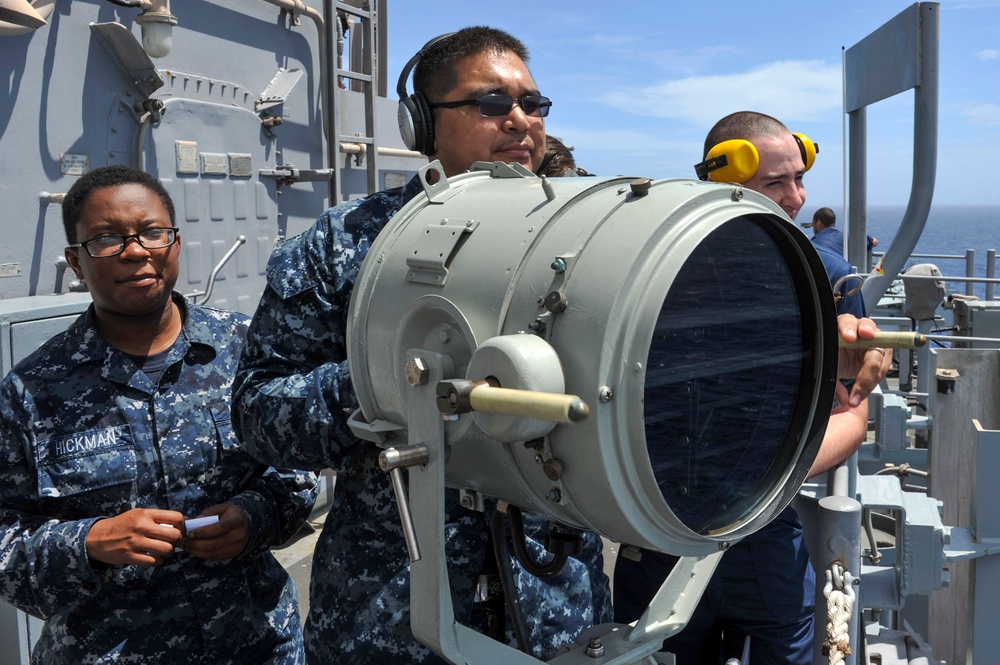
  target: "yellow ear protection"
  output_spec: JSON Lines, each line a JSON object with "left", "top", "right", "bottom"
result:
{"left": 694, "top": 139, "right": 759, "bottom": 182}
{"left": 397, "top": 32, "right": 456, "bottom": 156}
{"left": 693, "top": 133, "right": 819, "bottom": 183}
{"left": 793, "top": 133, "right": 818, "bottom": 172}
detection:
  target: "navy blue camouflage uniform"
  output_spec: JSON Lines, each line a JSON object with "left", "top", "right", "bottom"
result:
{"left": 0, "top": 294, "right": 317, "bottom": 664}
{"left": 233, "top": 175, "right": 612, "bottom": 663}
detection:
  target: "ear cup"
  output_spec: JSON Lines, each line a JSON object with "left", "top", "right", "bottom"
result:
{"left": 396, "top": 32, "right": 455, "bottom": 156}
{"left": 694, "top": 139, "right": 760, "bottom": 183}
{"left": 793, "top": 133, "right": 818, "bottom": 171}
{"left": 397, "top": 96, "right": 420, "bottom": 152}
{"left": 397, "top": 90, "right": 434, "bottom": 155}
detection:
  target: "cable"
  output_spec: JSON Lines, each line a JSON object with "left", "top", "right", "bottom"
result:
{"left": 862, "top": 509, "right": 883, "bottom": 565}
{"left": 506, "top": 505, "right": 569, "bottom": 578}
{"left": 490, "top": 510, "right": 532, "bottom": 654}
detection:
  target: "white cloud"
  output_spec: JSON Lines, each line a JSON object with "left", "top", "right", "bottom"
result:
{"left": 547, "top": 126, "right": 691, "bottom": 155}
{"left": 961, "top": 103, "right": 1000, "bottom": 125}
{"left": 977, "top": 49, "right": 1000, "bottom": 61}
{"left": 598, "top": 60, "right": 843, "bottom": 125}
{"left": 587, "top": 33, "right": 644, "bottom": 48}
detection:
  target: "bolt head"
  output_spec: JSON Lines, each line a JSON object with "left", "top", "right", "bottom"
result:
{"left": 630, "top": 177, "right": 652, "bottom": 196}
{"left": 585, "top": 636, "right": 606, "bottom": 658}
{"left": 544, "top": 290, "right": 568, "bottom": 313}
{"left": 405, "top": 358, "right": 430, "bottom": 386}
{"left": 542, "top": 458, "right": 565, "bottom": 481}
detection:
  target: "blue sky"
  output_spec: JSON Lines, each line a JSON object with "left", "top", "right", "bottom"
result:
{"left": 385, "top": 1, "right": 1000, "bottom": 207}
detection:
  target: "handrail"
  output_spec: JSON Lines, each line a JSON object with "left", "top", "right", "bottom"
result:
{"left": 848, "top": 4, "right": 941, "bottom": 313}
{"left": 191, "top": 235, "right": 246, "bottom": 305}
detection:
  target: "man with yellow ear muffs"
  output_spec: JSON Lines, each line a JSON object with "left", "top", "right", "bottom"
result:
{"left": 693, "top": 114, "right": 863, "bottom": 320}
{"left": 614, "top": 111, "right": 889, "bottom": 665}
{"left": 693, "top": 120, "right": 818, "bottom": 220}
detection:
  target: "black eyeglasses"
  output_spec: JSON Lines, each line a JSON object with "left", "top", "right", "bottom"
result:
{"left": 429, "top": 94, "right": 552, "bottom": 118}
{"left": 69, "top": 227, "right": 179, "bottom": 258}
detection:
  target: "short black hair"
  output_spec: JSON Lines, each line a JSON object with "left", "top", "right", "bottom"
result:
{"left": 413, "top": 26, "right": 531, "bottom": 103}
{"left": 813, "top": 207, "right": 836, "bottom": 226}
{"left": 62, "top": 165, "right": 176, "bottom": 244}
{"left": 703, "top": 111, "right": 790, "bottom": 160}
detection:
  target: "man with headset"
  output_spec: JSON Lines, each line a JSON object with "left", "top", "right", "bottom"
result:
{"left": 233, "top": 27, "right": 611, "bottom": 663}
{"left": 613, "top": 111, "right": 889, "bottom": 664}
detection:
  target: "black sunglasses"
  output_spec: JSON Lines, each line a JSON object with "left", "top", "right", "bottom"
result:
{"left": 429, "top": 94, "right": 552, "bottom": 118}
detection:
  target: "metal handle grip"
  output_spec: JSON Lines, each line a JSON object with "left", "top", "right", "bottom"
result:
{"left": 468, "top": 385, "right": 590, "bottom": 423}
{"left": 839, "top": 331, "right": 927, "bottom": 349}
{"left": 378, "top": 443, "right": 429, "bottom": 563}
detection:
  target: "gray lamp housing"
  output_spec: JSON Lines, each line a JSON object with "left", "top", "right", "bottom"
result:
{"left": 348, "top": 161, "right": 838, "bottom": 557}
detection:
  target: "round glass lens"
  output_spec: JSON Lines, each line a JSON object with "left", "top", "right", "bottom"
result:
{"left": 644, "top": 216, "right": 812, "bottom": 535}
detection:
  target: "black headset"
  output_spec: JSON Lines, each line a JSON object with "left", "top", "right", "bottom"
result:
{"left": 396, "top": 32, "right": 456, "bottom": 156}
{"left": 693, "top": 133, "right": 819, "bottom": 183}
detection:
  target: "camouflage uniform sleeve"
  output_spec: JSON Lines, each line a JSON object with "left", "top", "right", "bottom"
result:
{"left": 229, "top": 467, "right": 318, "bottom": 554}
{"left": 232, "top": 201, "right": 371, "bottom": 471}
{"left": 194, "top": 307, "right": 320, "bottom": 553}
{"left": 0, "top": 384, "right": 107, "bottom": 618}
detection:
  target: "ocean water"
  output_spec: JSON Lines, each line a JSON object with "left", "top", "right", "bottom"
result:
{"left": 836, "top": 205, "right": 1000, "bottom": 301}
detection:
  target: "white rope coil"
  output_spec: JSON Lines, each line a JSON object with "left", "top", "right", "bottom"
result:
{"left": 822, "top": 566, "right": 856, "bottom": 665}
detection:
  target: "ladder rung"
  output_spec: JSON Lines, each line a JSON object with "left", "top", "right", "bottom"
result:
{"left": 334, "top": 2, "right": 373, "bottom": 20}
{"left": 335, "top": 70, "right": 374, "bottom": 84}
